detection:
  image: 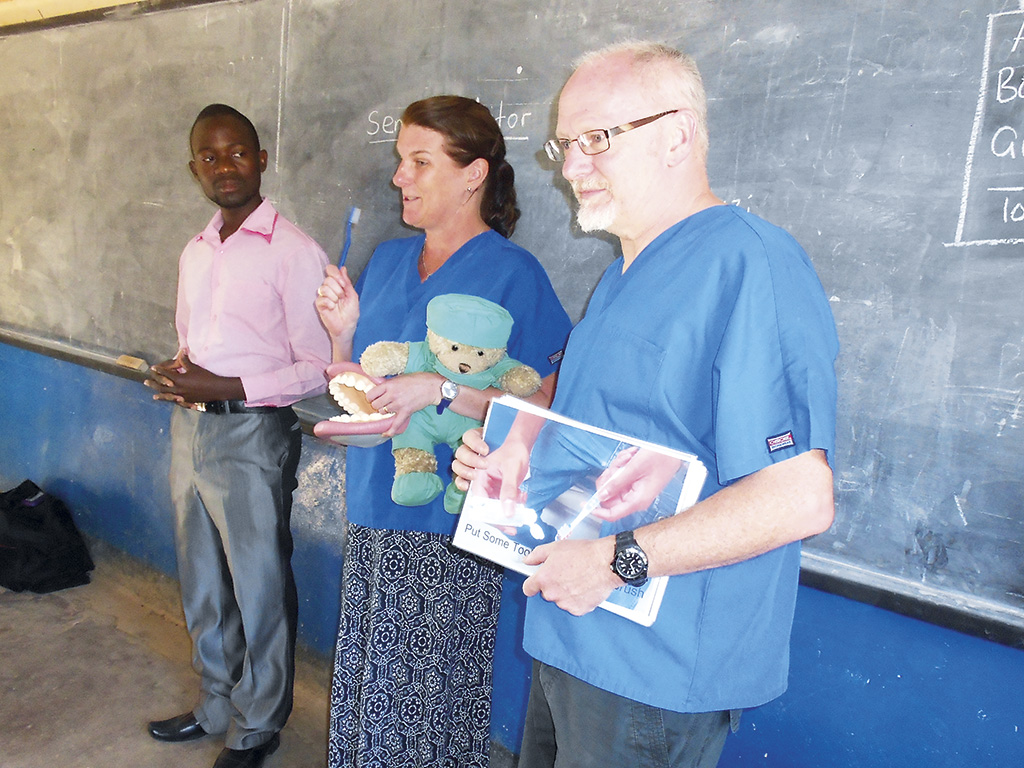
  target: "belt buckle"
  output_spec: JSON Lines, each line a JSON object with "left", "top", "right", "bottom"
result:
{"left": 195, "top": 402, "right": 208, "bottom": 413}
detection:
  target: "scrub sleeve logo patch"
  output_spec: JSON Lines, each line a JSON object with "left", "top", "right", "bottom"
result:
{"left": 766, "top": 431, "right": 796, "bottom": 453}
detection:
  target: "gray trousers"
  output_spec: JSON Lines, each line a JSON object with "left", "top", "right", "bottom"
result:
{"left": 169, "top": 406, "right": 300, "bottom": 750}
{"left": 519, "top": 661, "right": 734, "bottom": 768}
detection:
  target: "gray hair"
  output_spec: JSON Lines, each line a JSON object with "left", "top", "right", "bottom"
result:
{"left": 574, "top": 40, "right": 709, "bottom": 162}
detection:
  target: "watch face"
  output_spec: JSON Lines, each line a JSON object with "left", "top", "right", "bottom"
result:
{"left": 615, "top": 547, "right": 648, "bottom": 581}
{"left": 441, "top": 380, "right": 459, "bottom": 399}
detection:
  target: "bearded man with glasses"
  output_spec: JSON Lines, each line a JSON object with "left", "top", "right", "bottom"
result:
{"left": 454, "top": 40, "right": 839, "bottom": 768}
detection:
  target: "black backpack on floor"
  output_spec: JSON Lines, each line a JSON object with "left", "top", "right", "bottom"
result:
{"left": 0, "top": 480, "right": 95, "bottom": 593}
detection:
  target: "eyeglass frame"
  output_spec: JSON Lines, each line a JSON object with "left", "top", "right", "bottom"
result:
{"left": 543, "top": 109, "right": 679, "bottom": 162}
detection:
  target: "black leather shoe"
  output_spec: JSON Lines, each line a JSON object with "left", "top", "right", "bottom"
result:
{"left": 212, "top": 733, "right": 280, "bottom": 768}
{"left": 147, "top": 711, "right": 209, "bottom": 742}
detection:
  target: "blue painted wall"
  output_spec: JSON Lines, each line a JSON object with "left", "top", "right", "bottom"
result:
{"left": 2, "top": 341, "right": 1022, "bottom": 763}
{"left": 721, "top": 586, "right": 1024, "bottom": 765}
{"left": 0, "top": 341, "right": 531, "bottom": 749}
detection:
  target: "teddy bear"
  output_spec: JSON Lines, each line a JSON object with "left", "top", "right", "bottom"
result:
{"left": 340, "top": 293, "right": 541, "bottom": 514}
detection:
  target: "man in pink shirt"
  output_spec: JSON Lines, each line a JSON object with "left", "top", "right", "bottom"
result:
{"left": 145, "top": 104, "right": 330, "bottom": 768}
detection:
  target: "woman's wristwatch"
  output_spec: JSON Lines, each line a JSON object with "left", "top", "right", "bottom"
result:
{"left": 436, "top": 378, "right": 460, "bottom": 414}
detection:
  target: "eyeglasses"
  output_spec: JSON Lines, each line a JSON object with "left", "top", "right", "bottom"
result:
{"left": 543, "top": 109, "right": 679, "bottom": 162}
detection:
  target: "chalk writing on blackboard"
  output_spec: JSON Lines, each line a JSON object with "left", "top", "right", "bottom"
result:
{"left": 366, "top": 95, "right": 536, "bottom": 146}
{"left": 950, "top": 10, "right": 1024, "bottom": 247}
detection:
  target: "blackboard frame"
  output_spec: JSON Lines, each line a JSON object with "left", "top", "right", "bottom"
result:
{"left": 0, "top": 0, "right": 225, "bottom": 37}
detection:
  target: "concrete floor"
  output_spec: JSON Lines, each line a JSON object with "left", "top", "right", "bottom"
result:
{"left": 0, "top": 545, "right": 331, "bottom": 768}
{"left": 0, "top": 544, "right": 519, "bottom": 768}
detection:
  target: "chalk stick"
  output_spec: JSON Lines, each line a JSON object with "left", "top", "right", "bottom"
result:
{"left": 116, "top": 354, "right": 149, "bottom": 372}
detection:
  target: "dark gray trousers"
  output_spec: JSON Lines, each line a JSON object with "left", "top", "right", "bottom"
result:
{"left": 169, "top": 406, "right": 300, "bottom": 750}
{"left": 519, "top": 660, "right": 734, "bottom": 768}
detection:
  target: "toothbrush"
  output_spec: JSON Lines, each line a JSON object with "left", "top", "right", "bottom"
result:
{"left": 556, "top": 461, "right": 630, "bottom": 541}
{"left": 338, "top": 206, "right": 361, "bottom": 267}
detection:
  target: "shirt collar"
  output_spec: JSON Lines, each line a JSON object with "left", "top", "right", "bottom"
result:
{"left": 196, "top": 198, "right": 278, "bottom": 245}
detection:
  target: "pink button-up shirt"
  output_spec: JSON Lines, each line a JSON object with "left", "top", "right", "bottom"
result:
{"left": 175, "top": 199, "right": 331, "bottom": 407}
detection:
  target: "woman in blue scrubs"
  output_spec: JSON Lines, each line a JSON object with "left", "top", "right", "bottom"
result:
{"left": 316, "top": 95, "right": 572, "bottom": 768}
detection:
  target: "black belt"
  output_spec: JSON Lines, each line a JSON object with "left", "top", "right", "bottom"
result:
{"left": 198, "top": 400, "right": 279, "bottom": 415}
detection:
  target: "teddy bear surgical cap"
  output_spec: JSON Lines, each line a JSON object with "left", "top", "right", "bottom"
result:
{"left": 425, "top": 293, "right": 514, "bottom": 349}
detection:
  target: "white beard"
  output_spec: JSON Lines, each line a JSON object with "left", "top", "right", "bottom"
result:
{"left": 572, "top": 182, "right": 618, "bottom": 233}
{"left": 576, "top": 201, "right": 617, "bottom": 232}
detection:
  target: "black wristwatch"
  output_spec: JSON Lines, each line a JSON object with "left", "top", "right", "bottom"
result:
{"left": 611, "top": 530, "right": 649, "bottom": 587}
{"left": 436, "top": 379, "right": 460, "bottom": 414}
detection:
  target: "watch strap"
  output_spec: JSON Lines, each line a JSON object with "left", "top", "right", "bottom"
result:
{"left": 615, "top": 529, "right": 637, "bottom": 551}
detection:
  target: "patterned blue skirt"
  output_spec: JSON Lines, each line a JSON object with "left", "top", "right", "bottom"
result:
{"left": 328, "top": 524, "right": 503, "bottom": 768}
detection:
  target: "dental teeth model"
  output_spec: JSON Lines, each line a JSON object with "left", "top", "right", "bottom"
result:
{"left": 313, "top": 362, "right": 393, "bottom": 447}
{"left": 328, "top": 370, "right": 393, "bottom": 422}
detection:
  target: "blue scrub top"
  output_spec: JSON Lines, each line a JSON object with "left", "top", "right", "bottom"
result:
{"left": 346, "top": 229, "right": 572, "bottom": 536}
{"left": 522, "top": 205, "right": 839, "bottom": 713}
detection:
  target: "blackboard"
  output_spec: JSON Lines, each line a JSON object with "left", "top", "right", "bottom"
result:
{"left": 2, "top": 0, "right": 1023, "bottom": 642}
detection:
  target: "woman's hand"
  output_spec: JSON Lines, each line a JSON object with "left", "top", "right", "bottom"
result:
{"left": 365, "top": 372, "right": 444, "bottom": 437}
{"left": 452, "top": 428, "right": 488, "bottom": 492}
{"left": 315, "top": 265, "right": 360, "bottom": 360}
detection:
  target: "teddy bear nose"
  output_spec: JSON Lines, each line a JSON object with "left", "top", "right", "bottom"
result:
{"left": 459, "top": 363, "right": 471, "bottom": 373}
